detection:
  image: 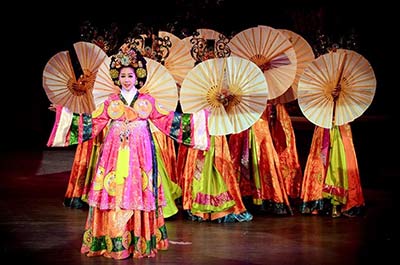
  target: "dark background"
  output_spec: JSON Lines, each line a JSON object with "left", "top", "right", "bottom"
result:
{"left": 1, "top": 1, "right": 396, "bottom": 189}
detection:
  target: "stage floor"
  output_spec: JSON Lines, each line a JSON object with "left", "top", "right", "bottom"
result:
{"left": 0, "top": 149, "right": 394, "bottom": 265}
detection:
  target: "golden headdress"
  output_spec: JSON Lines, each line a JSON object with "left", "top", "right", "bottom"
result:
{"left": 109, "top": 43, "right": 148, "bottom": 89}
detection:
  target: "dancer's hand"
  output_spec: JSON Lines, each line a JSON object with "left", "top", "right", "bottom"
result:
{"left": 48, "top": 104, "right": 57, "bottom": 112}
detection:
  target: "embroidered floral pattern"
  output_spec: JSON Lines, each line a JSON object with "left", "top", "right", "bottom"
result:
{"left": 122, "top": 231, "right": 132, "bottom": 249}
{"left": 83, "top": 229, "right": 93, "bottom": 246}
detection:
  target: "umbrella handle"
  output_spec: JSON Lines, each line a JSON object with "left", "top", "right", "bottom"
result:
{"left": 332, "top": 52, "right": 347, "bottom": 126}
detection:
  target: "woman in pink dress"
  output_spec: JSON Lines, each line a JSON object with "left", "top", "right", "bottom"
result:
{"left": 47, "top": 43, "right": 210, "bottom": 259}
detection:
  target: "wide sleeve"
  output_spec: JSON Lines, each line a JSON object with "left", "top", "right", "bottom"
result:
{"left": 136, "top": 95, "right": 210, "bottom": 150}
{"left": 47, "top": 103, "right": 109, "bottom": 147}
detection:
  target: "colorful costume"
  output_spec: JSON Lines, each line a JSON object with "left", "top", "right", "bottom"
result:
{"left": 63, "top": 140, "right": 92, "bottom": 208}
{"left": 267, "top": 103, "right": 303, "bottom": 199}
{"left": 179, "top": 135, "right": 252, "bottom": 222}
{"left": 229, "top": 109, "right": 292, "bottom": 215}
{"left": 63, "top": 131, "right": 105, "bottom": 209}
{"left": 151, "top": 129, "right": 182, "bottom": 218}
{"left": 300, "top": 124, "right": 365, "bottom": 217}
{"left": 48, "top": 92, "right": 209, "bottom": 258}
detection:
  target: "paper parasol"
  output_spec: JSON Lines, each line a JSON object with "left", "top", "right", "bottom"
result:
{"left": 140, "top": 57, "right": 179, "bottom": 111}
{"left": 180, "top": 56, "right": 268, "bottom": 135}
{"left": 229, "top": 25, "right": 297, "bottom": 100}
{"left": 43, "top": 41, "right": 108, "bottom": 113}
{"left": 271, "top": 29, "right": 315, "bottom": 103}
{"left": 158, "top": 31, "right": 195, "bottom": 86}
{"left": 140, "top": 57, "right": 179, "bottom": 133}
{"left": 91, "top": 56, "right": 119, "bottom": 107}
{"left": 93, "top": 57, "right": 178, "bottom": 111}
{"left": 297, "top": 49, "right": 376, "bottom": 128}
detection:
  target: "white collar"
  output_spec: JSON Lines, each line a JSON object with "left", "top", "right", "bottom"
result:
{"left": 121, "top": 89, "right": 137, "bottom": 105}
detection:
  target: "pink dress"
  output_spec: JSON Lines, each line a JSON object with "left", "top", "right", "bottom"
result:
{"left": 48, "top": 92, "right": 209, "bottom": 259}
